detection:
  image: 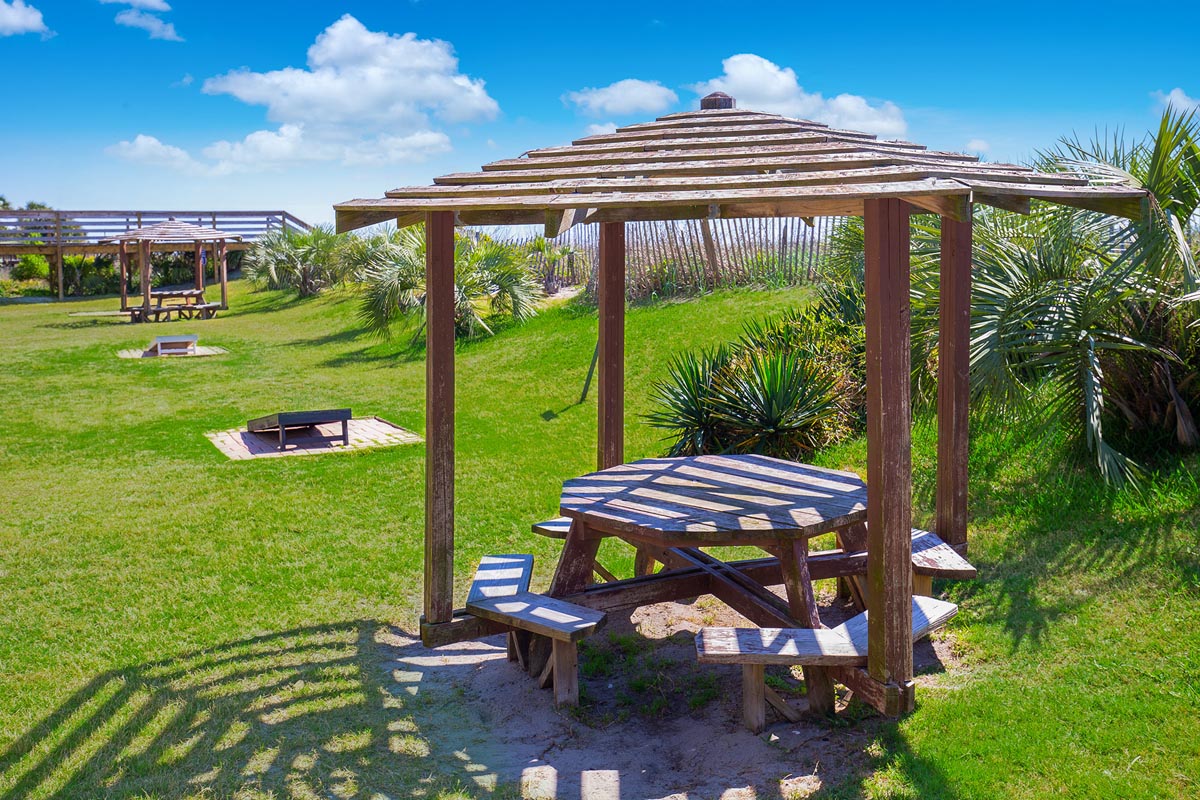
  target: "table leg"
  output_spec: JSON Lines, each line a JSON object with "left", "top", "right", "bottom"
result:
{"left": 549, "top": 519, "right": 603, "bottom": 597}
{"left": 780, "top": 539, "right": 837, "bottom": 716}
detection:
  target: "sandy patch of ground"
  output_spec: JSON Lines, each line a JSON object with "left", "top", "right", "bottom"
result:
{"left": 378, "top": 589, "right": 955, "bottom": 799}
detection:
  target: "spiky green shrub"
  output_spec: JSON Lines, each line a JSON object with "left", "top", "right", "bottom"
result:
{"left": 245, "top": 225, "right": 350, "bottom": 298}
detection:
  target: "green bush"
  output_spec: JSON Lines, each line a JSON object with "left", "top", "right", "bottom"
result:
{"left": 0, "top": 278, "right": 53, "bottom": 298}
{"left": 10, "top": 254, "right": 48, "bottom": 281}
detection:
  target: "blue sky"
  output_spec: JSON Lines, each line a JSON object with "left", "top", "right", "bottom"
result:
{"left": 2, "top": 0, "right": 1197, "bottom": 224}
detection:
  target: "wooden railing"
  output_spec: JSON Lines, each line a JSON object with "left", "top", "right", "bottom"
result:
{"left": 0, "top": 210, "right": 311, "bottom": 249}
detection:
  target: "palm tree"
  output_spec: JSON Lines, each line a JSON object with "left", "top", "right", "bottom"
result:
{"left": 823, "top": 109, "right": 1200, "bottom": 485}
{"left": 245, "top": 224, "right": 350, "bottom": 297}
{"left": 357, "top": 225, "right": 544, "bottom": 341}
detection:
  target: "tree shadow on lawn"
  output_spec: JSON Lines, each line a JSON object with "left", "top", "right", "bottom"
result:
{"left": 0, "top": 618, "right": 964, "bottom": 799}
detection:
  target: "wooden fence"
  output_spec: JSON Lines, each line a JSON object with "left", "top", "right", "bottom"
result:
{"left": 505, "top": 216, "right": 833, "bottom": 298}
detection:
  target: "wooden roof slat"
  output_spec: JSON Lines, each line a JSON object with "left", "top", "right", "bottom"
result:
{"left": 387, "top": 166, "right": 1087, "bottom": 200}
{"left": 527, "top": 132, "right": 932, "bottom": 158}
{"left": 434, "top": 152, "right": 1043, "bottom": 186}
{"left": 575, "top": 122, "right": 870, "bottom": 145}
{"left": 486, "top": 141, "right": 981, "bottom": 171}
{"left": 338, "top": 107, "right": 1149, "bottom": 230}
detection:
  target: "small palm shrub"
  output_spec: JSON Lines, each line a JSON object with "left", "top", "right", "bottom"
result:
{"left": 356, "top": 225, "right": 544, "bottom": 341}
{"left": 245, "top": 224, "right": 349, "bottom": 297}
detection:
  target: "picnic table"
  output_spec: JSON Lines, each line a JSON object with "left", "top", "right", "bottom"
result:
{"left": 549, "top": 453, "right": 868, "bottom": 713}
{"left": 247, "top": 409, "right": 352, "bottom": 451}
{"left": 130, "top": 289, "right": 220, "bottom": 322}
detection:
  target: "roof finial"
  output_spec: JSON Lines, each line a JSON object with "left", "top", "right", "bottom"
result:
{"left": 701, "top": 92, "right": 735, "bottom": 110}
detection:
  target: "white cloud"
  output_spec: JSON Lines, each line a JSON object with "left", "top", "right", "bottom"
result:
{"left": 106, "top": 135, "right": 205, "bottom": 175}
{"left": 108, "top": 15, "right": 495, "bottom": 175}
{"left": 966, "top": 138, "right": 990, "bottom": 153}
{"left": 1154, "top": 87, "right": 1199, "bottom": 111}
{"left": 565, "top": 79, "right": 678, "bottom": 116}
{"left": 585, "top": 121, "right": 618, "bottom": 136}
{"left": 0, "top": 1, "right": 49, "bottom": 37}
{"left": 202, "top": 14, "right": 498, "bottom": 130}
{"left": 115, "top": 8, "right": 181, "bottom": 41}
{"left": 100, "top": 0, "right": 171, "bottom": 10}
{"left": 691, "top": 54, "right": 907, "bottom": 138}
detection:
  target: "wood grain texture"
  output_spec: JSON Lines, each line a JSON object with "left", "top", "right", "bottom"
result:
{"left": 560, "top": 454, "right": 867, "bottom": 544}
{"left": 465, "top": 554, "right": 534, "bottom": 604}
{"left": 424, "top": 210, "right": 456, "bottom": 624}
{"left": 338, "top": 108, "right": 1147, "bottom": 233}
{"left": 863, "top": 198, "right": 914, "bottom": 686}
{"left": 937, "top": 214, "right": 972, "bottom": 548}
{"left": 466, "top": 590, "right": 605, "bottom": 642}
{"left": 598, "top": 222, "right": 625, "bottom": 471}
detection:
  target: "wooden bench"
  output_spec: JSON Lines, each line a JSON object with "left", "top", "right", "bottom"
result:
{"left": 464, "top": 554, "right": 605, "bottom": 706}
{"left": 247, "top": 409, "right": 352, "bottom": 451}
{"left": 696, "top": 595, "right": 958, "bottom": 731}
{"left": 148, "top": 335, "right": 198, "bottom": 356}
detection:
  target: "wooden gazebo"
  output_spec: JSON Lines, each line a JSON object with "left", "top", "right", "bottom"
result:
{"left": 109, "top": 218, "right": 237, "bottom": 315}
{"left": 335, "top": 93, "right": 1146, "bottom": 714}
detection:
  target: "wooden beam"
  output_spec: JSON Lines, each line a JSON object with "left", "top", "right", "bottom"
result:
{"left": 863, "top": 198, "right": 914, "bottom": 691}
{"left": 598, "top": 221, "right": 625, "bottom": 471}
{"left": 424, "top": 210, "right": 457, "bottom": 624}
{"left": 937, "top": 213, "right": 972, "bottom": 548}
{"left": 217, "top": 240, "right": 228, "bottom": 310}
{"left": 139, "top": 238, "right": 152, "bottom": 309}
{"left": 118, "top": 241, "right": 128, "bottom": 311}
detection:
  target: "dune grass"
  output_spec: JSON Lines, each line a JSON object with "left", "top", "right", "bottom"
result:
{"left": 0, "top": 282, "right": 1197, "bottom": 799}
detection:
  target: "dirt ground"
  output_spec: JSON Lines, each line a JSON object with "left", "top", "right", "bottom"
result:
{"left": 379, "top": 588, "right": 956, "bottom": 799}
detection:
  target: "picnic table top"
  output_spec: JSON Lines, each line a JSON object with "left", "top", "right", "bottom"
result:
{"left": 150, "top": 289, "right": 204, "bottom": 297}
{"left": 559, "top": 454, "right": 867, "bottom": 546}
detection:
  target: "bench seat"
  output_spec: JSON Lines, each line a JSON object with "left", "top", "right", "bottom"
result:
{"left": 910, "top": 529, "right": 976, "bottom": 578}
{"left": 696, "top": 595, "right": 958, "bottom": 730}
{"left": 464, "top": 554, "right": 605, "bottom": 706}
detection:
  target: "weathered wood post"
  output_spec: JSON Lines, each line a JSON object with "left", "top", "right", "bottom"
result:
{"left": 597, "top": 221, "right": 625, "bottom": 471}
{"left": 425, "top": 211, "right": 457, "bottom": 625}
{"left": 118, "top": 241, "right": 129, "bottom": 311}
{"left": 936, "top": 213, "right": 972, "bottom": 553}
{"left": 139, "top": 238, "right": 152, "bottom": 310}
{"left": 863, "top": 198, "right": 914, "bottom": 713}
{"left": 217, "top": 240, "right": 228, "bottom": 309}
{"left": 194, "top": 241, "right": 204, "bottom": 291}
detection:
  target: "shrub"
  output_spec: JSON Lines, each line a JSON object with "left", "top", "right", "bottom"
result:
{"left": 11, "top": 254, "right": 48, "bottom": 281}
{"left": 356, "top": 225, "right": 544, "bottom": 341}
{"left": 245, "top": 225, "right": 350, "bottom": 297}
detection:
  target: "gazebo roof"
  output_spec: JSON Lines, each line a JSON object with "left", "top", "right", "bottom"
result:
{"left": 335, "top": 97, "right": 1148, "bottom": 234}
{"left": 106, "top": 217, "right": 240, "bottom": 243}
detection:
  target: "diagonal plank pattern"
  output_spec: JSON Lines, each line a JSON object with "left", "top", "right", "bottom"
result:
{"left": 336, "top": 106, "right": 1147, "bottom": 233}
{"left": 559, "top": 454, "right": 867, "bottom": 545}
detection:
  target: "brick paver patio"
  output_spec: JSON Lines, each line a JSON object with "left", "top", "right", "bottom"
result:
{"left": 206, "top": 416, "right": 421, "bottom": 460}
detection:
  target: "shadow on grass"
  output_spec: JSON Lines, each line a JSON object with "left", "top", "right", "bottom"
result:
{"left": 0, "top": 622, "right": 496, "bottom": 800}
{"left": 811, "top": 718, "right": 961, "bottom": 800}
{"left": 939, "top": 419, "right": 1198, "bottom": 654}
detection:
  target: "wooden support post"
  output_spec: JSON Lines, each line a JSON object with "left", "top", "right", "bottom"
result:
{"left": 118, "top": 242, "right": 129, "bottom": 311}
{"left": 551, "top": 640, "right": 579, "bottom": 706}
{"left": 699, "top": 217, "right": 721, "bottom": 291}
{"left": 863, "top": 198, "right": 914, "bottom": 701}
{"left": 424, "top": 211, "right": 456, "bottom": 624}
{"left": 54, "top": 214, "right": 63, "bottom": 300}
{"left": 597, "top": 221, "right": 625, "bottom": 471}
{"left": 139, "top": 239, "right": 152, "bottom": 310}
{"left": 194, "top": 241, "right": 203, "bottom": 291}
{"left": 217, "top": 240, "right": 228, "bottom": 309}
{"left": 742, "top": 663, "right": 766, "bottom": 733}
{"left": 937, "top": 213, "right": 972, "bottom": 550}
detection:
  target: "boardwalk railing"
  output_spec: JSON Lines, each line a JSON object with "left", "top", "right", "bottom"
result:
{"left": 0, "top": 210, "right": 310, "bottom": 252}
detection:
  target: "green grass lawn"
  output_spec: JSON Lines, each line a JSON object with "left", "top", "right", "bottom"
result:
{"left": 0, "top": 283, "right": 1197, "bottom": 799}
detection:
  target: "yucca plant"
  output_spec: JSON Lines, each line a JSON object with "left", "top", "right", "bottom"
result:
{"left": 645, "top": 347, "right": 732, "bottom": 456}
